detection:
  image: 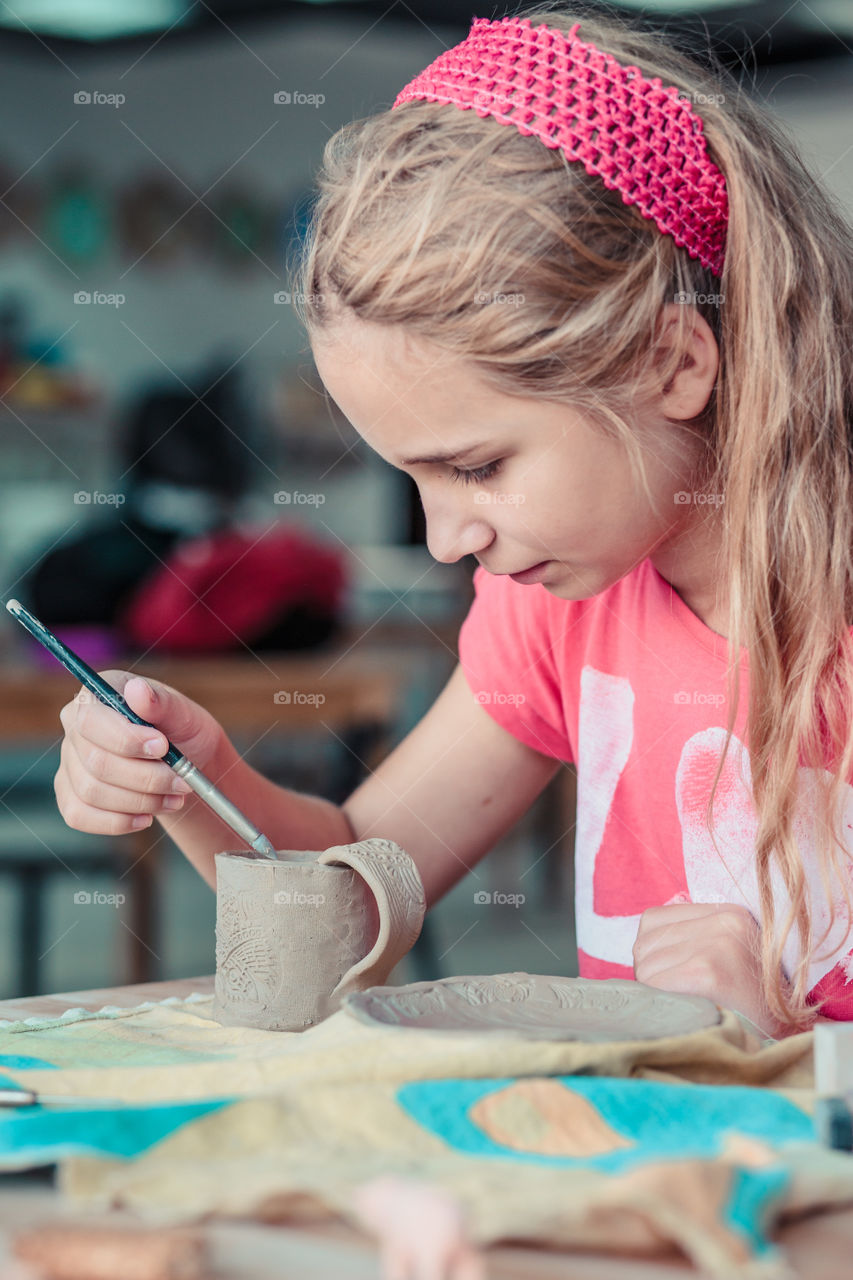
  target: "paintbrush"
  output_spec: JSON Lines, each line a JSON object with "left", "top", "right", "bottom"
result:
{"left": 5, "top": 598, "right": 277, "bottom": 860}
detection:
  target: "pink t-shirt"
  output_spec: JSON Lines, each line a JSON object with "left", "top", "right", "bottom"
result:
{"left": 458, "top": 558, "right": 853, "bottom": 1020}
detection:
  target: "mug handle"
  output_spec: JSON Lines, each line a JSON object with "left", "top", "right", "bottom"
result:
{"left": 318, "top": 838, "right": 426, "bottom": 1002}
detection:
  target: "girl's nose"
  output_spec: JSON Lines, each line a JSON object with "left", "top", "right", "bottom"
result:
{"left": 424, "top": 503, "right": 494, "bottom": 565}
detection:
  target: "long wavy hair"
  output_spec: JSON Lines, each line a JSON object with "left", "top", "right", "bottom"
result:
{"left": 290, "top": 2, "right": 853, "bottom": 1029}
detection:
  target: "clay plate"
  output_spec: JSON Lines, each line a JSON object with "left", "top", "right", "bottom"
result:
{"left": 342, "top": 972, "right": 721, "bottom": 1041}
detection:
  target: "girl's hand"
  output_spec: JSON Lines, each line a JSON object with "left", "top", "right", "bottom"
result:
{"left": 633, "top": 902, "right": 791, "bottom": 1038}
{"left": 55, "top": 672, "right": 226, "bottom": 837}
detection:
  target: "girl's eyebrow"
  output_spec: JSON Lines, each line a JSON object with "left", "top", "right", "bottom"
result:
{"left": 399, "top": 444, "right": 492, "bottom": 466}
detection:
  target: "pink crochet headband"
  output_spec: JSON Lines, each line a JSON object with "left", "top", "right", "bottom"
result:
{"left": 392, "top": 15, "right": 728, "bottom": 277}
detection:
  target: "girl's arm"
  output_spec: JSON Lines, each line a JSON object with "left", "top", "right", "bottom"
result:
{"left": 341, "top": 662, "right": 562, "bottom": 907}
{"left": 169, "top": 662, "right": 561, "bottom": 900}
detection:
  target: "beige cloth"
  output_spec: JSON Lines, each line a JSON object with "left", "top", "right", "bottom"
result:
{"left": 0, "top": 994, "right": 815, "bottom": 1103}
{"left": 1, "top": 991, "right": 842, "bottom": 1278}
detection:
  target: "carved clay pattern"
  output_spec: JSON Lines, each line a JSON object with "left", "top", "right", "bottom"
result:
{"left": 214, "top": 840, "right": 427, "bottom": 1030}
{"left": 346, "top": 838, "right": 427, "bottom": 937}
{"left": 549, "top": 982, "right": 631, "bottom": 1012}
{"left": 445, "top": 977, "right": 535, "bottom": 1006}
{"left": 215, "top": 884, "right": 282, "bottom": 1010}
{"left": 343, "top": 974, "right": 721, "bottom": 1042}
{"left": 384, "top": 988, "right": 448, "bottom": 1022}
{"left": 217, "top": 927, "right": 281, "bottom": 1008}
{"left": 319, "top": 838, "right": 427, "bottom": 992}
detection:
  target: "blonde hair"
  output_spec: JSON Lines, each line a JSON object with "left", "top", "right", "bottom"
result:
{"left": 291, "top": 2, "right": 853, "bottom": 1030}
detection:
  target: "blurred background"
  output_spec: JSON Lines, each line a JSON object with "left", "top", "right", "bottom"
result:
{"left": 0, "top": 0, "right": 850, "bottom": 999}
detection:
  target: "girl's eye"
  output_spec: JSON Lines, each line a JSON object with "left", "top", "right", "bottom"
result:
{"left": 448, "top": 460, "right": 503, "bottom": 485}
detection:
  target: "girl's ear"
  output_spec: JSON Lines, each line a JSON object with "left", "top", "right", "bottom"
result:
{"left": 656, "top": 302, "right": 719, "bottom": 420}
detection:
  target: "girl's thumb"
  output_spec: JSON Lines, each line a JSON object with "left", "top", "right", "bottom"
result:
{"left": 123, "top": 677, "right": 172, "bottom": 744}
{"left": 124, "top": 675, "right": 159, "bottom": 713}
{"left": 122, "top": 675, "right": 203, "bottom": 756}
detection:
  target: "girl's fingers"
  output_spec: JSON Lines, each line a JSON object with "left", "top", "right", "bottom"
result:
{"left": 639, "top": 902, "right": 735, "bottom": 927}
{"left": 633, "top": 919, "right": 691, "bottom": 969}
{"left": 54, "top": 767, "right": 156, "bottom": 836}
{"left": 60, "top": 690, "right": 167, "bottom": 760}
{"left": 63, "top": 732, "right": 188, "bottom": 797}
{"left": 58, "top": 739, "right": 186, "bottom": 818}
{"left": 633, "top": 938, "right": 691, "bottom": 984}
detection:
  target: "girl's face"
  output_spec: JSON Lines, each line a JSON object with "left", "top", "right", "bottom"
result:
{"left": 310, "top": 310, "right": 722, "bottom": 618}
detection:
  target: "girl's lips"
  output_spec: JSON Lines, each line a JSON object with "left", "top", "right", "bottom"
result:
{"left": 508, "top": 560, "right": 551, "bottom": 585}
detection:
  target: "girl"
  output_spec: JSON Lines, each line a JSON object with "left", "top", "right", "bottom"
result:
{"left": 55, "top": 5, "right": 853, "bottom": 1039}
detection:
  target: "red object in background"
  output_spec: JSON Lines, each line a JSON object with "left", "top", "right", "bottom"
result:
{"left": 119, "top": 524, "right": 349, "bottom": 653}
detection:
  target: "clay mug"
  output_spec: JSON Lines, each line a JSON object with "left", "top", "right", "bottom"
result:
{"left": 212, "top": 837, "right": 426, "bottom": 1031}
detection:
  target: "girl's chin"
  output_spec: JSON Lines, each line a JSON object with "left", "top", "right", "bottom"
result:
{"left": 543, "top": 566, "right": 614, "bottom": 601}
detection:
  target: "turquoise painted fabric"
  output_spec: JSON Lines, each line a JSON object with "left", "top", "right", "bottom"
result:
{"left": 0, "top": 1096, "right": 233, "bottom": 1169}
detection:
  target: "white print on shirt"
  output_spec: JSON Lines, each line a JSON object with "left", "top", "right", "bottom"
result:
{"left": 574, "top": 667, "right": 640, "bottom": 964}
{"left": 678, "top": 728, "right": 853, "bottom": 990}
{"left": 575, "top": 666, "right": 853, "bottom": 990}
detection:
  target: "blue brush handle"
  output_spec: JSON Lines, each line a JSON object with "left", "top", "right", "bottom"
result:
{"left": 4, "top": 598, "right": 276, "bottom": 858}
{"left": 5, "top": 599, "right": 181, "bottom": 764}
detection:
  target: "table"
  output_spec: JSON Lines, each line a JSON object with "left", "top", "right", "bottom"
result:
{"left": 0, "top": 637, "right": 456, "bottom": 990}
{"left": 0, "top": 642, "right": 432, "bottom": 743}
{"left": 1, "top": 977, "right": 853, "bottom": 1279}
